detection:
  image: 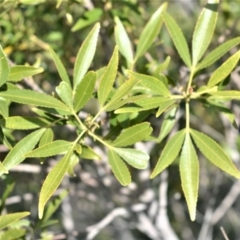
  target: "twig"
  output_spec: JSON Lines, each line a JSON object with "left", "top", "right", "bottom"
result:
{"left": 220, "top": 226, "right": 230, "bottom": 240}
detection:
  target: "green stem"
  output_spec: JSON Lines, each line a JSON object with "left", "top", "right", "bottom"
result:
{"left": 73, "top": 112, "right": 86, "bottom": 130}
{"left": 185, "top": 100, "right": 190, "bottom": 131}
{"left": 186, "top": 68, "right": 195, "bottom": 92}
{"left": 88, "top": 131, "right": 112, "bottom": 149}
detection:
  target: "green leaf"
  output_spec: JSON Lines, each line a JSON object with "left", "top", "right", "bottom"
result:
{"left": 135, "top": 3, "right": 167, "bottom": 61}
{"left": 192, "top": 0, "right": 219, "bottom": 66}
{"left": 0, "top": 162, "right": 8, "bottom": 174}
{"left": 80, "top": 145, "right": 100, "bottom": 160}
{"left": 105, "top": 78, "right": 140, "bottom": 110}
{"left": 1, "top": 129, "right": 45, "bottom": 175}
{"left": 0, "top": 116, "right": 50, "bottom": 130}
{"left": 154, "top": 56, "right": 171, "bottom": 74}
{"left": 114, "top": 17, "right": 133, "bottom": 67}
{"left": 115, "top": 97, "right": 170, "bottom": 113}
{"left": 127, "top": 71, "right": 170, "bottom": 96}
{"left": 0, "top": 212, "right": 30, "bottom": 230}
{"left": 38, "top": 149, "right": 73, "bottom": 219}
{"left": 112, "top": 122, "right": 152, "bottom": 147}
{"left": 196, "top": 37, "right": 240, "bottom": 71}
{"left": 8, "top": 66, "right": 43, "bottom": 82}
{"left": 0, "top": 89, "right": 71, "bottom": 112}
{"left": 162, "top": 12, "right": 191, "bottom": 68}
{"left": 0, "top": 228, "right": 26, "bottom": 240}
{"left": 73, "top": 71, "right": 97, "bottom": 112}
{"left": 179, "top": 132, "right": 199, "bottom": 221}
{"left": 73, "top": 23, "right": 100, "bottom": 89}
{"left": 108, "top": 149, "right": 131, "bottom": 186}
{"left": 98, "top": 46, "right": 119, "bottom": 107}
{"left": 207, "top": 50, "right": 240, "bottom": 87}
{"left": 71, "top": 8, "right": 103, "bottom": 32}
{"left": 190, "top": 129, "right": 240, "bottom": 178}
{"left": 49, "top": 47, "right": 71, "bottom": 87}
{"left": 0, "top": 45, "right": 9, "bottom": 87}
{"left": 67, "top": 153, "right": 79, "bottom": 176}
{"left": 25, "top": 140, "right": 73, "bottom": 158}
{"left": 56, "top": 82, "right": 73, "bottom": 109}
{"left": 39, "top": 128, "right": 54, "bottom": 146}
{"left": 113, "top": 147, "right": 149, "bottom": 169}
{"left": 156, "top": 99, "right": 176, "bottom": 117}
{"left": 40, "top": 190, "right": 68, "bottom": 225}
{"left": 151, "top": 129, "right": 185, "bottom": 178}
{"left": 0, "top": 98, "right": 9, "bottom": 117}
{"left": 209, "top": 91, "right": 240, "bottom": 100}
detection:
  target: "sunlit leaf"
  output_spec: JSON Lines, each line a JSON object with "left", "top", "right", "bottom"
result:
{"left": 209, "top": 91, "right": 240, "bottom": 100}
{"left": 0, "top": 45, "right": 9, "bottom": 87}
{"left": 1, "top": 129, "right": 45, "bottom": 175}
{"left": 179, "top": 132, "right": 199, "bottom": 221}
{"left": 67, "top": 153, "right": 79, "bottom": 177}
{"left": 0, "top": 212, "right": 30, "bottom": 230}
{"left": 49, "top": 46, "right": 71, "bottom": 87}
{"left": 108, "top": 149, "right": 131, "bottom": 186}
{"left": 8, "top": 66, "right": 43, "bottom": 82}
{"left": 112, "top": 122, "right": 152, "bottom": 147}
{"left": 38, "top": 149, "right": 73, "bottom": 219}
{"left": 156, "top": 99, "right": 176, "bottom": 117}
{"left": 73, "top": 23, "right": 100, "bottom": 89}
{"left": 151, "top": 129, "right": 185, "bottom": 178}
{"left": 56, "top": 82, "right": 73, "bottom": 109}
{"left": 0, "top": 98, "right": 9, "bottom": 117}
{"left": 192, "top": 0, "right": 219, "bottom": 66}
{"left": 114, "top": 17, "right": 133, "bottom": 67}
{"left": 113, "top": 147, "right": 149, "bottom": 169}
{"left": 74, "top": 71, "right": 97, "bottom": 112}
{"left": 71, "top": 8, "right": 103, "bottom": 32}
{"left": 162, "top": 12, "right": 191, "bottom": 68}
{"left": 190, "top": 129, "right": 240, "bottom": 178}
{"left": 105, "top": 78, "right": 140, "bottom": 110}
{"left": 25, "top": 140, "right": 73, "bottom": 158}
{"left": 98, "top": 46, "right": 118, "bottom": 106}
{"left": 196, "top": 37, "right": 240, "bottom": 71}
{"left": 127, "top": 71, "right": 170, "bottom": 96}
{"left": 81, "top": 145, "right": 101, "bottom": 160}
{"left": 0, "top": 90, "right": 71, "bottom": 112}
{"left": 0, "top": 116, "right": 50, "bottom": 130}
{"left": 135, "top": 3, "right": 167, "bottom": 61}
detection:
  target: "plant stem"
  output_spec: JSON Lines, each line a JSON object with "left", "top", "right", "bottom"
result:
{"left": 88, "top": 131, "right": 112, "bottom": 149}
{"left": 185, "top": 100, "right": 190, "bottom": 131}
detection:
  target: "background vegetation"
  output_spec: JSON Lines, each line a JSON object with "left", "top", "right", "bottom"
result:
{"left": 1, "top": 0, "right": 240, "bottom": 239}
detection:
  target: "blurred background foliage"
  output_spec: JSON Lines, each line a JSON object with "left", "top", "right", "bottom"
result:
{"left": 1, "top": 0, "right": 240, "bottom": 239}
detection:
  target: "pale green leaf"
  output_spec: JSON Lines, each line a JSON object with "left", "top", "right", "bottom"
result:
{"left": 49, "top": 47, "right": 71, "bottom": 87}
{"left": 162, "top": 12, "right": 191, "bottom": 68}
{"left": 0, "top": 116, "right": 50, "bottom": 130}
{"left": 196, "top": 37, "right": 240, "bottom": 71}
{"left": 0, "top": 45, "right": 9, "bottom": 87}
{"left": 56, "top": 82, "right": 73, "bottom": 109}
{"left": 0, "top": 212, "right": 30, "bottom": 230}
{"left": 0, "top": 98, "right": 9, "bottom": 117}
{"left": 135, "top": 3, "right": 167, "bottom": 61}
{"left": 192, "top": 0, "right": 218, "bottom": 66}
{"left": 108, "top": 149, "right": 131, "bottom": 186}
{"left": 151, "top": 129, "right": 185, "bottom": 178}
{"left": 190, "top": 129, "right": 240, "bottom": 178}
{"left": 114, "top": 17, "right": 133, "bottom": 67}
{"left": 73, "top": 23, "right": 100, "bottom": 89}
{"left": 112, "top": 122, "right": 152, "bottom": 147}
{"left": 8, "top": 66, "right": 43, "bottom": 82}
{"left": 74, "top": 71, "right": 97, "bottom": 112}
{"left": 67, "top": 153, "right": 79, "bottom": 177}
{"left": 209, "top": 91, "right": 240, "bottom": 100}
{"left": 179, "top": 132, "right": 199, "bottom": 221}
{"left": 127, "top": 71, "right": 170, "bottom": 96}
{"left": 38, "top": 149, "right": 73, "bottom": 219}
{"left": 1, "top": 129, "right": 45, "bottom": 175}
{"left": 158, "top": 106, "right": 178, "bottom": 145}
{"left": 98, "top": 46, "right": 118, "bottom": 106}
{"left": 0, "top": 162, "right": 8, "bottom": 174}
{"left": 156, "top": 99, "right": 176, "bottom": 117}
{"left": 113, "top": 147, "right": 149, "bottom": 169}
{"left": 0, "top": 90, "right": 71, "bottom": 112}
{"left": 81, "top": 145, "right": 101, "bottom": 160}
{"left": 207, "top": 51, "right": 240, "bottom": 87}
{"left": 115, "top": 97, "right": 170, "bottom": 113}
{"left": 25, "top": 140, "right": 73, "bottom": 158}
{"left": 105, "top": 78, "right": 140, "bottom": 110}
{"left": 71, "top": 8, "right": 103, "bottom": 32}
{"left": 154, "top": 56, "right": 171, "bottom": 74}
